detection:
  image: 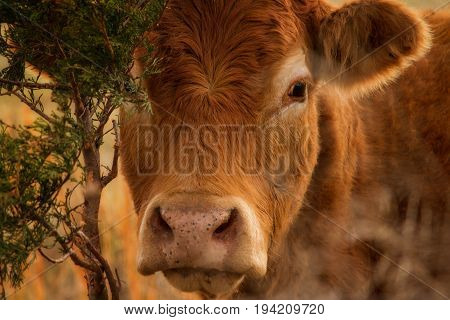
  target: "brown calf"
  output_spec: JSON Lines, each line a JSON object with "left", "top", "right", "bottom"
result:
{"left": 120, "top": 0, "right": 450, "bottom": 299}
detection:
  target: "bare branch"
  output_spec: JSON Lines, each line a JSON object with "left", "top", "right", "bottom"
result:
{"left": 40, "top": 234, "right": 101, "bottom": 275}
{"left": 77, "top": 231, "right": 120, "bottom": 300}
{"left": 70, "top": 74, "right": 87, "bottom": 122}
{"left": 12, "top": 91, "right": 54, "bottom": 123}
{"left": 90, "top": 1, "right": 115, "bottom": 62}
{"left": 69, "top": 251, "right": 102, "bottom": 274}
{"left": 38, "top": 248, "right": 71, "bottom": 264}
{"left": 115, "top": 268, "right": 122, "bottom": 291}
{"left": 0, "top": 78, "right": 67, "bottom": 90}
{"left": 101, "top": 120, "right": 120, "bottom": 187}
{"left": 99, "top": 18, "right": 115, "bottom": 62}
{"left": 30, "top": 213, "right": 101, "bottom": 274}
{"left": 95, "top": 97, "right": 115, "bottom": 138}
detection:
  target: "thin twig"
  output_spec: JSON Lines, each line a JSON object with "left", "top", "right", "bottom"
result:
{"left": 91, "top": 0, "right": 115, "bottom": 62}
{"left": 77, "top": 231, "right": 120, "bottom": 300}
{"left": 95, "top": 97, "right": 115, "bottom": 138}
{"left": 0, "top": 78, "right": 67, "bottom": 90}
{"left": 30, "top": 213, "right": 101, "bottom": 274}
{"left": 13, "top": 91, "right": 54, "bottom": 123}
{"left": 68, "top": 250, "right": 102, "bottom": 274}
{"left": 69, "top": 74, "right": 87, "bottom": 122}
{"left": 101, "top": 119, "right": 120, "bottom": 187}
{"left": 98, "top": 18, "right": 115, "bottom": 62}
{"left": 38, "top": 248, "right": 71, "bottom": 264}
{"left": 115, "top": 268, "right": 122, "bottom": 291}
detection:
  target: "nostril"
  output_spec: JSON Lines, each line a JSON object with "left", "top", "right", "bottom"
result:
{"left": 213, "top": 208, "right": 238, "bottom": 237}
{"left": 151, "top": 207, "right": 173, "bottom": 238}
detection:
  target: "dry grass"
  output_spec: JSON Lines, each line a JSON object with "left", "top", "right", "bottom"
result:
{"left": 2, "top": 0, "right": 448, "bottom": 300}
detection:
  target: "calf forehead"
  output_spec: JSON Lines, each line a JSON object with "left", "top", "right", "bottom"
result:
{"left": 149, "top": 0, "right": 305, "bottom": 122}
{"left": 158, "top": 0, "right": 302, "bottom": 54}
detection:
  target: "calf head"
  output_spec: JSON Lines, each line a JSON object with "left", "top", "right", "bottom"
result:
{"left": 121, "top": 0, "right": 430, "bottom": 297}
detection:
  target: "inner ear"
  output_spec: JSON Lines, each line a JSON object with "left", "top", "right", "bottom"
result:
{"left": 310, "top": 0, "right": 431, "bottom": 95}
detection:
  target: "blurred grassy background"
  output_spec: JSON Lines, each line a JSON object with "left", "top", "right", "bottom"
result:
{"left": 1, "top": 0, "right": 448, "bottom": 299}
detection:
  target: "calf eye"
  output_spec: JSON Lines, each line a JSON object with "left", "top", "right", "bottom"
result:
{"left": 288, "top": 82, "right": 307, "bottom": 101}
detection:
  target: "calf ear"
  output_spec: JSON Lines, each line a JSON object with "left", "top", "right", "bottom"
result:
{"left": 311, "top": 0, "right": 431, "bottom": 94}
